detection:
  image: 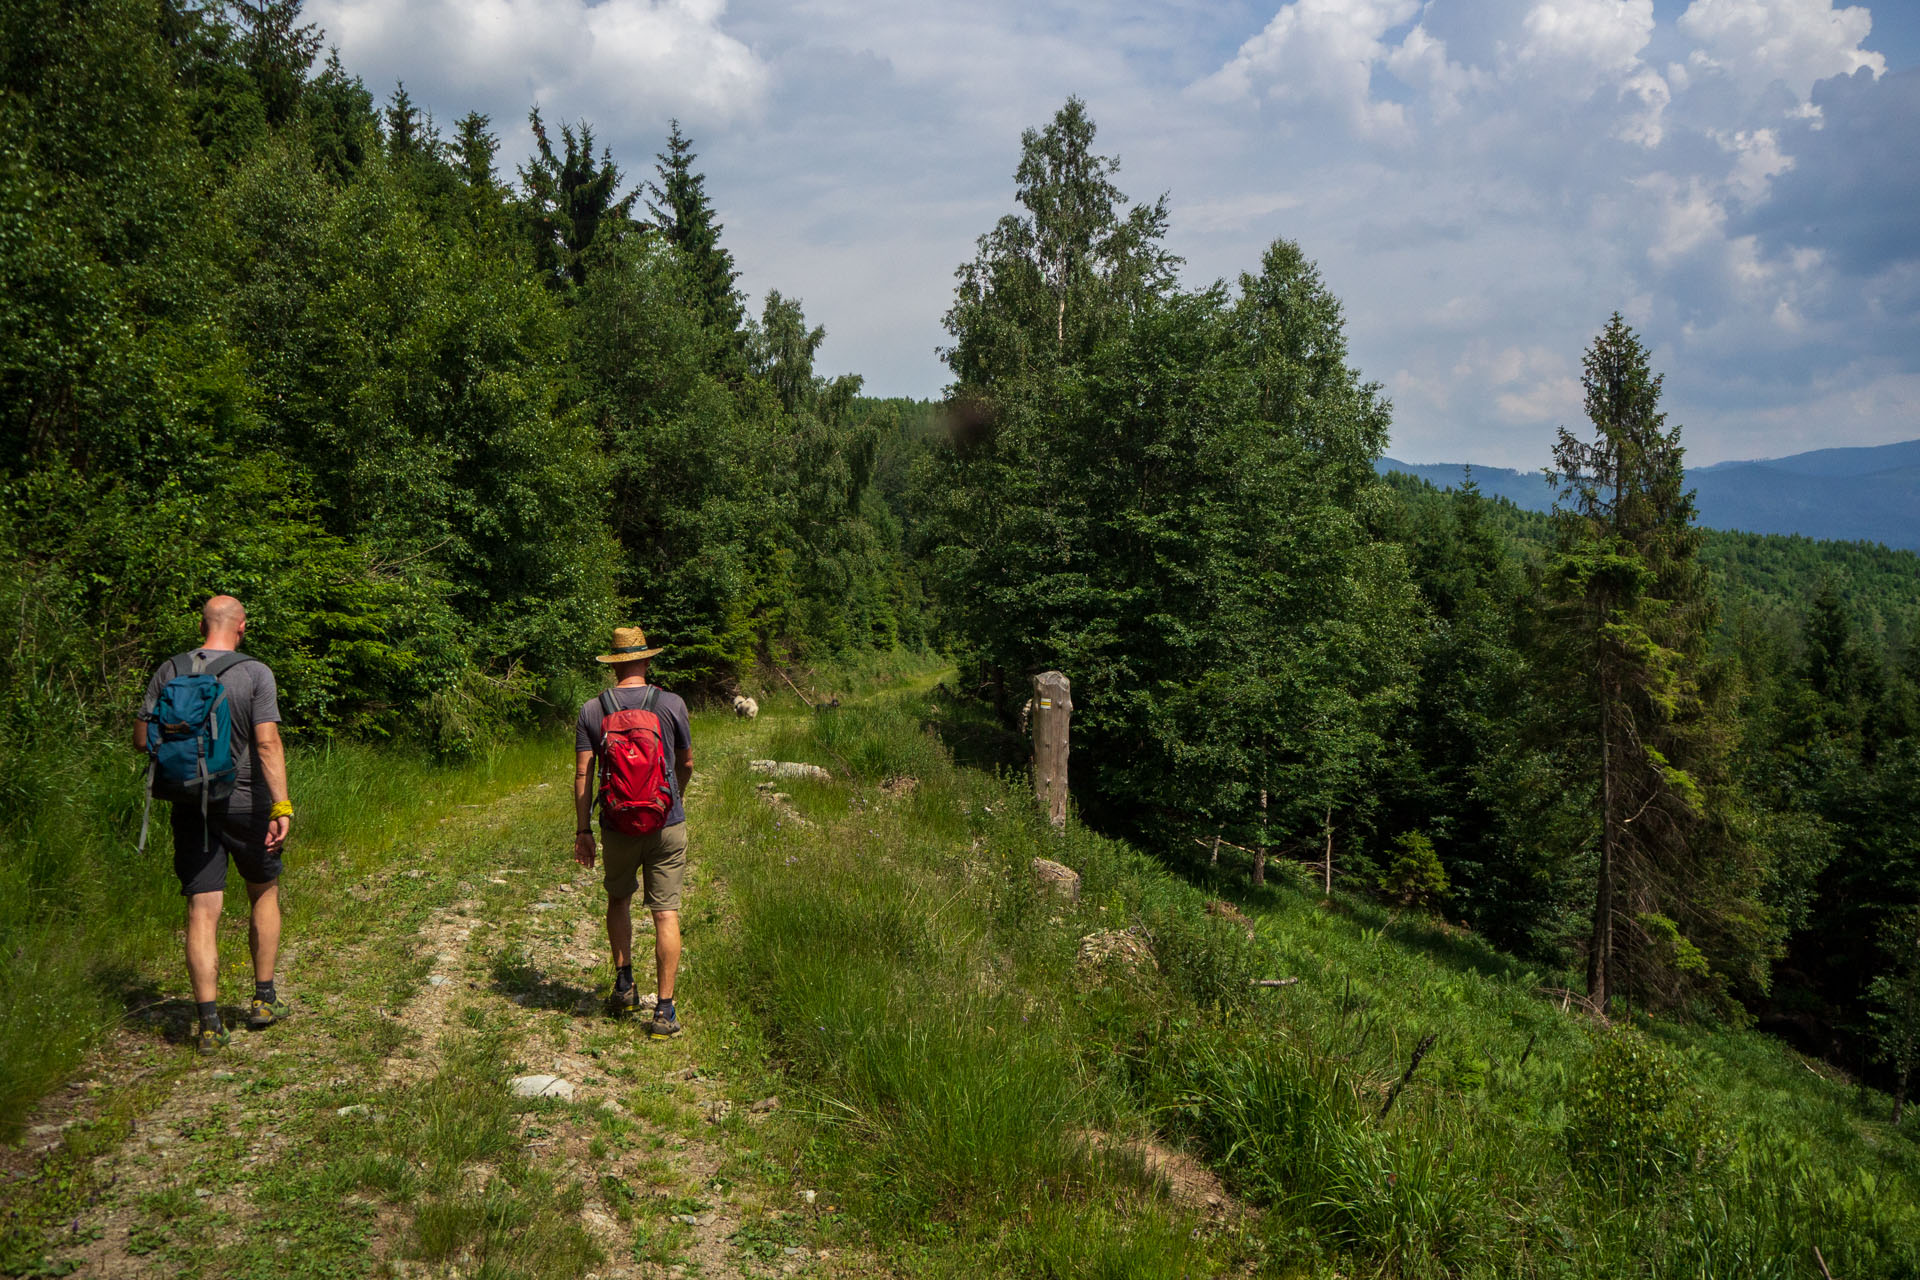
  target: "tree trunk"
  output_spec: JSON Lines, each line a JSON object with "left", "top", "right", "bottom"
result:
{"left": 1323, "top": 806, "right": 1333, "bottom": 898}
{"left": 1252, "top": 789, "right": 1268, "bottom": 887}
{"left": 1588, "top": 675, "right": 1616, "bottom": 1011}
{"left": 1896, "top": 1067, "right": 1909, "bottom": 1126}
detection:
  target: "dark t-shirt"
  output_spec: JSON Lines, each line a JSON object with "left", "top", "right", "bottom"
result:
{"left": 576, "top": 685, "right": 692, "bottom": 827}
{"left": 143, "top": 649, "right": 282, "bottom": 809}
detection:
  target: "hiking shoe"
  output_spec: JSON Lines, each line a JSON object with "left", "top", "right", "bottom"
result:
{"left": 196, "top": 1025, "right": 230, "bottom": 1055}
{"left": 609, "top": 986, "right": 639, "bottom": 1018}
{"left": 648, "top": 1008, "right": 682, "bottom": 1040}
{"left": 247, "top": 998, "right": 289, "bottom": 1030}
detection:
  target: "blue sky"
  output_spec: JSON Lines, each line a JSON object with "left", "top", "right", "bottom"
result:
{"left": 307, "top": 0, "right": 1919, "bottom": 468}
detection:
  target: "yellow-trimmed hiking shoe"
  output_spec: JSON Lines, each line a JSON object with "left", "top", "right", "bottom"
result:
{"left": 247, "top": 998, "right": 289, "bottom": 1030}
{"left": 196, "top": 1025, "right": 230, "bottom": 1055}
{"left": 648, "top": 1008, "right": 682, "bottom": 1040}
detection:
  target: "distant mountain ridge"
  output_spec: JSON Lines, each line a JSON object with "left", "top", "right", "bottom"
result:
{"left": 1378, "top": 438, "right": 1920, "bottom": 551}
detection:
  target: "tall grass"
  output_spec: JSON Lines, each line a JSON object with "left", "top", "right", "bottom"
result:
{"left": 710, "top": 682, "right": 1920, "bottom": 1277}
{"left": 708, "top": 688, "right": 1243, "bottom": 1274}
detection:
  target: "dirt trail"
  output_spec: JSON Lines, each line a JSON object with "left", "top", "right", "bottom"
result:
{"left": 12, "top": 753, "right": 844, "bottom": 1279}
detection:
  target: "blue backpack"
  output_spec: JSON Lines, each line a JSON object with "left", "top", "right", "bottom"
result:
{"left": 138, "top": 650, "right": 256, "bottom": 853}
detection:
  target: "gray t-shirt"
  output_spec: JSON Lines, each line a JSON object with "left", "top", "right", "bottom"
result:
{"left": 143, "top": 650, "right": 282, "bottom": 808}
{"left": 576, "top": 685, "right": 692, "bottom": 827}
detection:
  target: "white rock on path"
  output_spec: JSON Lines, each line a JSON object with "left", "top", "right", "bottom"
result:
{"left": 510, "top": 1074, "right": 575, "bottom": 1100}
{"left": 748, "top": 760, "right": 832, "bottom": 782}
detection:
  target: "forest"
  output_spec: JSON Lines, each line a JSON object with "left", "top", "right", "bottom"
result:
{"left": 4, "top": 0, "right": 1919, "bottom": 1170}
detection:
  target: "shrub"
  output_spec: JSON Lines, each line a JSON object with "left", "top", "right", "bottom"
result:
{"left": 1377, "top": 831, "right": 1448, "bottom": 907}
{"left": 1564, "top": 1025, "right": 1729, "bottom": 1195}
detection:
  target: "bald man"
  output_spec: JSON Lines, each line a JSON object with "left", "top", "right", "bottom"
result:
{"left": 139, "top": 596, "right": 292, "bottom": 1054}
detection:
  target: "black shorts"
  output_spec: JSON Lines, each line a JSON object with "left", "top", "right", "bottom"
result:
{"left": 171, "top": 798, "right": 281, "bottom": 896}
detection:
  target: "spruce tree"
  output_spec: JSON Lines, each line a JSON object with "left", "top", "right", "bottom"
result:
{"left": 648, "top": 121, "right": 744, "bottom": 349}
{"left": 383, "top": 82, "right": 421, "bottom": 157}
{"left": 454, "top": 111, "right": 498, "bottom": 193}
{"left": 303, "top": 49, "right": 375, "bottom": 182}
{"left": 1547, "top": 314, "right": 1765, "bottom": 1012}
{"left": 232, "top": 0, "right": 320, "bottom": 127}
{"left": 518, "top": 108, "right": 633, "bottom": 290}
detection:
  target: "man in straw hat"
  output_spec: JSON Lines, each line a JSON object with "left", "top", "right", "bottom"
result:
{"left": 574, "top": 625, "right": 694, "bottom": 1038}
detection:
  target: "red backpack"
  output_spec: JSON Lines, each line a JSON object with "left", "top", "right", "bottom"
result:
{"left": 596, "top": 687, "right": 674, "bottom": 835}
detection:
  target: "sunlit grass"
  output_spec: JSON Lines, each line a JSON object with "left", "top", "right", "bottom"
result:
{"left": 707, "top": 674, "right": 1920, "bottom": 1277}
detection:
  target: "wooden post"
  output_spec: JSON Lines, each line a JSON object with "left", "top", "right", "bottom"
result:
{"left": 1031, "top": 671, "right": 1072, "bottom": 830}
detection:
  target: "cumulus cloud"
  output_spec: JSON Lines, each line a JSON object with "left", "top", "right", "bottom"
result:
{"left": 1678, "top": 0, "right": 1885, "bottom": 102}
{"left": 1197, "top": 0, "right": 1424, "bottom": 137}
{"left": 1512, "top": 0, "right": 1655, "bottom": 88}
{"left": 1384, "top": 23, "right": 1488, "bottom": 120}
{"left": 306, "top": 0, "right": 770, "bottom": 128}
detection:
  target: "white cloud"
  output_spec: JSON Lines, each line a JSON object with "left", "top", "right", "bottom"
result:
{"left": 1677, "top": 0, "right": 1885, "bottom": 102}
{"left": 1617, "top": 66, "right": 1673, "bottom": 145}
{"left": 1481, "top": 344, "right": 1583, "bottom": 424}
{"left": 1197, "top": 0, "right": 1422, "bottom": 137}
{"left": 1716, "top": 126, "right": 1794, "bottom": 203}
{"left": 307, "top": 0, "right": 770, "bottom": 127}
{"left": 1384, "top": 23, "right": 1489, "bottom": 120}
{"left": 1513, "top": 0, "right": 1655, "bottom": 86}
{"left": 1637, "top": 173, "right": 1727, "bottom": 265}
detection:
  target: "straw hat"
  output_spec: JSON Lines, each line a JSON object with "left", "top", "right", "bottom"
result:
{"left": 594, "top": 625, "right": 666, "bottom": 664}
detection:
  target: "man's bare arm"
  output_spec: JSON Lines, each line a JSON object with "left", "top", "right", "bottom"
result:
{"left": 255, "top": 722, "right": 291, "bottom": 851}
{"left": 574, "top": 750, "right": 597, "bottom": 868}
{"left": 676, "top": 750, "right": 694, "bottom": 801}
{"left": 254, "top": 723, "right": 289, "bottom": 803}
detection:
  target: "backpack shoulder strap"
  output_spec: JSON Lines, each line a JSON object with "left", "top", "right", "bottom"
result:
{"left": 201, "top": 650, "right": 255, "bottom": 679}
{"left": 598, "top": 689, "right": 620, "bottom": 721}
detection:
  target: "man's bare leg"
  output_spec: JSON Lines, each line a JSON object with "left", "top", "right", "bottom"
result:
{"left": 652, "top": 910, "right": 680, "bottom": 1001}
{"left": 185, "top": 891, "right": 224, "bottom": 1004}
{"left": 246, "top": 880, "right": 280, "bottom": 984}
{"left": 607, "top": 893, "right": 634, "bottom": 969}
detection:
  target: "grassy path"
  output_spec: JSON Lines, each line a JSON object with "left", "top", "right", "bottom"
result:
{"left": 5, "top": 706, "right": 860, "bottom": 1280}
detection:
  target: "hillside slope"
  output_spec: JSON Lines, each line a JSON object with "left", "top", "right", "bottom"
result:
{"left": 719, "top": 675, "right": 1920, "bottom": 1277}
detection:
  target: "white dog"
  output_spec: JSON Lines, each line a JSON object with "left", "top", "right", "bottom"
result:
{"left": 732, "top": 694, "right": 759, "bottom": 720}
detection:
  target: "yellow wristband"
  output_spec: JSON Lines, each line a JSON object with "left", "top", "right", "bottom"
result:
{"left": 269, "top": 801, "right": 294, "bottom": 820}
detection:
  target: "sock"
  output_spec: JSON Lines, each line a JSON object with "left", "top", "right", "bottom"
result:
{"left": 615, "top": 964, "right": 634, "bottom": 992}
{"left": 197, "top": 1001, "right": 223, "bottom": 1032}
{"left": 656, "top": 996, "right": 675, "bottom": 1021}
{"left": 255, "top": 980, "right": 276, "bottom": 1004}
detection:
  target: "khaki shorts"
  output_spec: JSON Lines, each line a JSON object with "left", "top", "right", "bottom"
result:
{"left": 601, "top": 821, "right": 688, "bottom": 912}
